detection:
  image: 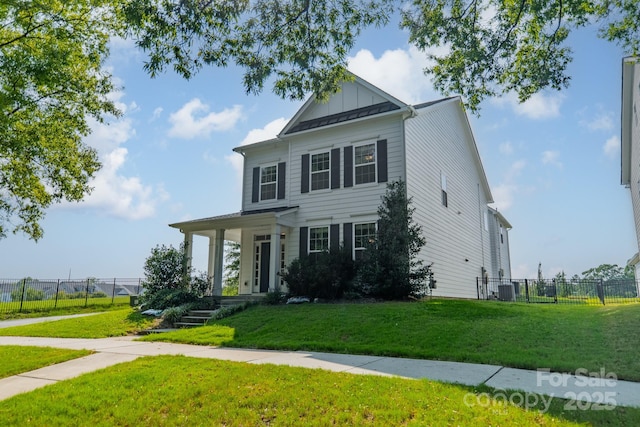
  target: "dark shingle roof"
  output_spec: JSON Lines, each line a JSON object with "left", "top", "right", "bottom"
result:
{"left": 285, "top": 101, "right": 401, "bottom": 134}
{"left": 412, "top": 97, "right": 458, "bottom": 110}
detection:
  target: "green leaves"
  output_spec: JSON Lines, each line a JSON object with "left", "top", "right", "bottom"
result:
{"left": 1, "top": 0, "right": 121, "bottom": 240}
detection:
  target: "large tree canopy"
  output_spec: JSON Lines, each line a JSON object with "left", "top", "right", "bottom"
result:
{"left": 123, "top": 0, "right": 640, "bottom": 110}
{"left": 0, "top": 0, "right": 121, "bottom": 240}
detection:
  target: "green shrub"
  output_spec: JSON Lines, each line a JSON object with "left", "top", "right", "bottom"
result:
{"left": 282, "top": 246, "right": 355, "bottom": 300}
{"left": 141, "top": 289, "right": 201, "bottom": 310}
{"left": 11, "top": 287, "right": 45, "bottom": 301}
{"left": 211, "top": 301, "right": 257, "bottom": 321}
{"left": 90, "top": 292, "right": 108, "bottom": 298}
{"left": 263, "top": 290, "right": 286, "bottom": 305}
{"left": 162, "top": 303, "right": 194, "bottom": 326}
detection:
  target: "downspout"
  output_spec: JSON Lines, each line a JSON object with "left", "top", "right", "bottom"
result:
{"left": 477, "top": 184, "right": 486, "bottom": 273}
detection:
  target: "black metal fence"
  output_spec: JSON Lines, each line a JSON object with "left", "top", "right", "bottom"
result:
{"left": 477, "top": 277, "right": 640, "bottom": 305}
{"left": 0, "top": 278, "right": 143, "bottom": 313}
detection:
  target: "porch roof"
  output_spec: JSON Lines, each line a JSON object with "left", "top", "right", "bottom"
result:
{"left": 169, "top": 207, "right": 299, "bottom": 237}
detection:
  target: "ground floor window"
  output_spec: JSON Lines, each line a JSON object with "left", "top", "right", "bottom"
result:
{"left": 309, "top": 226, "right": 329, "bottom": 253}
{"left": 354, "top": 222, "right": 376, "bottom": 260}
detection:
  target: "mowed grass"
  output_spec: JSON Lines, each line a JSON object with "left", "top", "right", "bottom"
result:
{"left": 0, "top": 301, "right": 131, "bottom": 320}
{"left": 0, "top": 309, "right": 155, "bottom": 338}
{"left": 0, "top": 346, "right": 92, "bottom": 379}
{"left": 142, "top": 299, "right": 640, "bottom": 381}
{"left": 0, "top": 297, "right": 130, "bottom": 318}
{"left": 1, "top": 355, "right": 638, "bottom": 426}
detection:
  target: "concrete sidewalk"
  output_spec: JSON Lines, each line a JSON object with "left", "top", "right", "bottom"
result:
{"left": 0, "top": 335, "right": 639, "bottom": 408}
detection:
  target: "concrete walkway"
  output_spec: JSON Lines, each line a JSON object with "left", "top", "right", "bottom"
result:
{"left": 0, "top": 335, "right": 639, "bottom": 408}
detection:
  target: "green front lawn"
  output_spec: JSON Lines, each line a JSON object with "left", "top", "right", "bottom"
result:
{"left": 0, "top": 309, "right": 156, "bottom": 338}
{"left": 0, "top": 299, "right": 130, "bottom": 320}
{"left": 0, "top": 346, "right": 93, "bottom": 379}
{"left": 1, "top": 355, "right": 637, "bottom": 426}
{"left": 142, "top": 299, "right": 640, "bottom": 381}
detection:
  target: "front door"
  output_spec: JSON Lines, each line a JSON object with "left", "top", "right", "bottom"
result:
{"left": 256, "top": 242, "right": 270, "bottom": 293}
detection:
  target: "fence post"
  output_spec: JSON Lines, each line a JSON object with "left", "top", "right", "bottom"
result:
{"left": 19, "top": 278, "right": 26, "bottom": 313}
{"left": 525, "top": 279, "right": 529, "bottom": 303}
{"left": 111, "top": 278, "right": 116, "bottom": 304}
{"left": 54, "top": 279, "right": 60, "bottom": 308}
{"left": 476, "top": 277, "right": 480, "bottom": 300}
{"left": 84, "top": 278, "right": 89, "bottom": 307}
{"left": 597, "top": 279, "right": 605, "bottom": 305}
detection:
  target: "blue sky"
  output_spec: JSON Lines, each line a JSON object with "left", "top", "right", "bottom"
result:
{"left": 1, "top": 21, "right": 636, "bottom": 280}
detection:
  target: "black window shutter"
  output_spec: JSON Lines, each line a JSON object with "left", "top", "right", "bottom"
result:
{"left": 330, "top": 148, "right": 340, "bottom": 189}
{"left": 344, "top": 146, "right": 353, "bottom": 188}
{"left": 299, "top": 227, "right": 308, "bottom": 257}
{"left": 343, "top": 223, "right": 353, "bottom": 254}
{"left": 277, "top": 162, "right": 286, "bottom": 200}
{"left": 252, "top": 167, "right": 260, "bottom": 203}
{"left": 301, "top": 154, "right": 310, "bottom": 194}
{"left": 377, "top": 139, "right": 388, "bottom": 183}
{"left": 330, "top": 224, "right": 339, "bottom": 250}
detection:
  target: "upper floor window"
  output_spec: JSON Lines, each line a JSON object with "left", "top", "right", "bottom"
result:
{"left": 311, "top": 152, "right": 330, "bottom": 190}
{"left": 261, "top": 165, "right": 277, "bottom": 200}
{"left": 355, "top": 143, "right": 376, "bottom": 184}
{"left": 441, "top": 173, "right": 448, "bottom": 207}
{"left": 354, "top": 222, "right": 376, "bottom": 260}
{"left": 309, "top": 226, "right": 329, "bottom": 253}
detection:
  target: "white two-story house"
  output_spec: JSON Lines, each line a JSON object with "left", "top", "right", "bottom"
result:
{"left": 622, "top": 57, "right": 640, "bottom": 278}
{"left": 170, "top": 75, "right": 512, "bottom": 299}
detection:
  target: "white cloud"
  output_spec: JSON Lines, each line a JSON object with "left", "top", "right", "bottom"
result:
{"left": 239, "top": 117, "right": 288, "bottom": 146}
{"left": 347, "top": 46, "right": 443, "bottom": 104}
{"left": 168, "top": 99, "right": 243, "bottom": 139}
{"left": 499, "top": 142, "right": 513, "bottom": 155}
{"left": 150, "top": 107, "right": 163, "bottom": 121}
{"left": 603, "top": 135, "right": 620, "bottom": 158}
{"left": 492, "top": 92, "right": 564, "bottom": 119}
{"left": 60, "top": 88, "right": 168, "bottom": 220}
{"left": 512, "top": 263, "right": 536, "bottom": 280}
{"left": 541, "top": 150, "right": 562, "bottom": 168}
{"left": 491, "top": 160, "right": 526, "bottom": 211}
{"left": 585, "top": 111, "right": 614, "bottom": 131}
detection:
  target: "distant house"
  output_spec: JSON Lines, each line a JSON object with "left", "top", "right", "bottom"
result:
{"left": 622, "top": 57, "right": 640, "bottom": 279}
{"left": 170, "top": 74, "right": 512, "bottom": 299}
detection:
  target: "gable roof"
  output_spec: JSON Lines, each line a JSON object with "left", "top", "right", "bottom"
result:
{"left": 622, "top": 56, "right": 638, "bottom": 186}
{"left": 278, "top": 73, "right": 411, "bottom": 136}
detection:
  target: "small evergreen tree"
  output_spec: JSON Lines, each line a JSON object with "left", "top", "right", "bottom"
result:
{"left": 357, "top": 180, "right": 430, "bottom": 299}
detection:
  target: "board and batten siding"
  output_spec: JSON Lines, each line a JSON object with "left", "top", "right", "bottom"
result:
{"left": 404, "top": 100, "right": 492, "bottom": 299}
{"left": 285, "top": 114, "right": 406, "bottom": 255}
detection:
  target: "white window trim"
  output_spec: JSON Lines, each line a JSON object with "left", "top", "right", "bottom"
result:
{"left": 308, "top": 226, "right": 329, "bottom": 253}
{"left": 260, "top": 163, "right": 278, "bottom": 201}
{"left": 353, "top": 141, "right": 377, "bottom": 185}
{"left": 310, "top": 150, "right": 331, "bottom": 191}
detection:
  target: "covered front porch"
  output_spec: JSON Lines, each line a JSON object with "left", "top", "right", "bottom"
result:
{"left": 169, "top": 207, "right": 298, "bottom": 296}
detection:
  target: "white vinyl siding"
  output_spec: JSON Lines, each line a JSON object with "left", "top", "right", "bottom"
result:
{"left": 405, "top": 99, "right": 493, "bottom": 299}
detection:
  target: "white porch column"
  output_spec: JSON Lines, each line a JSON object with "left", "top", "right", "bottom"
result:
{"left": 212, "top": 229, "right": 225, "bottom": 296}
{"left": 269, "top": 224, "right": 281, "bottom": 292}
{"left": 207, "top": 237, "right": 215, "bottom": 294}
{"left": 183, "top": 232, "right": 193, "bottom": 273}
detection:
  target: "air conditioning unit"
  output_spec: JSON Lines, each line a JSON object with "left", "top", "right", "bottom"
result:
{"left": 498, "top": 284, "right": 515, "bottom": 302}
